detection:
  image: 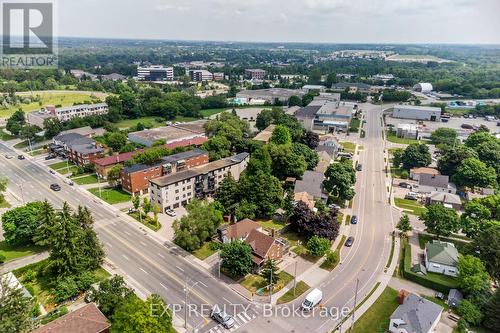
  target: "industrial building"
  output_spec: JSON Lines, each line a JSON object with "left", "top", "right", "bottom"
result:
{"left": 127, "top": 120, "right": 207, "bottom": 147}
{"left": 413, "top": 83, "right": 433, "bottom": 93}
{"left": 392, "top": 105, "right": 441, "bottom": 121}
{"left": 396, "top": 124, "right": 418, "bottom": 139}
{"left": 294, "top": 99, "right": 355, "bottom": 132}
{"left": 137, "top": 65, "right": 174, "bottom": 81}
{"left": 235, "top": 88, "right": 305, "bottom": 105}
{"left": 149, "top": 153, "right": 249, "bottom": 211}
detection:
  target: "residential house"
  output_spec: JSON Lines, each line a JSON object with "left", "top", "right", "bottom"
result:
{"left": 389, "top": 293, "right": 443, "bottom": 333}
{"left": 410, "top": 168, "right": 440, "bottom": 182}
{"left": 465, "top": 187, "right": 495, "bottom": 201}
{"left": 217, "top": 219, "right": 262, "bottom": 243}
{"left": 293, "top": 191, "right": 316, "bottom": 210}
{"left": 413, "top": 174, "right": 456, "bottom": 194}
{"left": 315, "top": 151, "right": 332, "bottom": 173}
{"left": 427, "top": 192, "right": 462, "bottom": 210}
{"left": 316, "top": 135, "right": 340, "bottom": 160}
{"left": 294, "top": 170, "right": 328, "bottom": 202}
{"left": 245, "top": 229, "right": 285, "bottom": 271}
{"left": 424, "top": 240, "right": 459, "bottom": 277}
{"left": 32, "top": 303, "right": 110, "bottom": 333}
{"left": 94, "top": 150, "right": 141, "bottom": 179}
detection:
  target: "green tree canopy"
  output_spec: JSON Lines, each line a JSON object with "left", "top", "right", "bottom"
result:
{"left": 0, "top": 274, "right": 34, "bottom": 333}
{"left": 401, "top": 144, "right": 431, "bottom": 170}
{"left": 87, "top": 275, "right": 135, "bottom": 318}
{"left": 2, "top": 201, "right": 44, "bottom": 245}
{"left": 307, "top": 236, "right": 331, "bottom": 257}
{"left": 323, "top": 160, "right": 356, "bottom": 201}
{"left": 220, "top": 240, "right": 253, "bottom": 279}
{"left": 419, "top": 204, "right": 460, "bottom": 238}
{"left": 437, "top": 145, "right": 478, "bottom": 176}
{"left": 452, "top": 157, "right": 497, "bottom": 188}
{"left": 270, "top": 125, "right": 292, "bottom": 145}
{"left": 471, "top": 224, "right": 500, "bottom": 280}
{"left": 430, "top": 128, "right": 458, "bottom": 146}
{"left": 457, "top": 255, "right": 490, "bottom": 295}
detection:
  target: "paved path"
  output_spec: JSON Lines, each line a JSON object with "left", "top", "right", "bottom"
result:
{"left": 0, "top": 252, "right": 49, "bottom": 274}
{"left": 388, "top": 276, "right": 435, "bottom": 297}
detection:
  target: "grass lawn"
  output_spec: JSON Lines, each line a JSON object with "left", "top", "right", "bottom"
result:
{"left": 88, "top": 187, "right": 131, "bottom": 204}
{"left": 73, "top": 174, "right": 99, "bottom": 185}
{"left": 0, "top": 241, "right": 45, "bottom": 262}
{"left": 256, "top": 219, "right": 286, "bottom": 231}
{"left": 49, "top": 161, "right": 75, "bottom": 170}
{"left": 349, "top": 118, "right": 361, "bottom": 132}
{"left": 57, "top": 166, "right": 80, "bottom": 175}
{"left": 240, "top": 271, "right": 293, "bottom": 296}
{"left": 320, "top": 250, "right": 340, "bottom": 271}
{"left": 115, "top": 115, "right": 199, "bottom": 129}
{"left": 386, "top": 130, "right": 420, "bottom": 145}
{"left": 394, "top": 198, "right": 427, "bottom": 216}
{"left": 351, "top": 287, "right": 399, "bottom": 333}
{"left": 128, "top": 211, "right": 161, "bottom": 231}
{"left": 0, "top": 127, "right": 16, "bottom": 140}
{"left": 29, "top": 149, "right": 45, "bottom": 156}
{"left": 391, "top": 167, "right": 409, "bottom": 179}
{"left": 340, "top": 141, "right": 356, "bottom": 153}
{"left": 14, "top": 259, "right": 110, "bottom": 311}
{"left": 277, "top": 281, "right": 310, "bottom": 304}
{"left": 14, "top": 140, "right": 29, "bottom": 148}
{"left": 192, "top": 242, "right": 219, "bottom": 260}
{"left": 0, "top": 198, "right": 11, "bottom": 208}
{"left": 0, "top": 91, "right": 106, "bottom": 118}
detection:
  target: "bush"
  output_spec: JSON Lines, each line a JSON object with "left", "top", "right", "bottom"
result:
{"left": 209, "top": 242, "right": 222, "bottom": 251}
{"left": 457, "top": 300, "right": 484, "bottom": 326}
{"left": 39, "top": 307, "right": 68, "bottom": 325}
{"left": 0, "top": 253, "right": 5, "bottom": 264}
{"left": 23, "top": 269, "right": 37, "bottom": 283}
{"left": 307, "top": 236, "right": 331, "bottom": 257}
{"left": 53, "top": 272, "right": 96, "bottom": 303}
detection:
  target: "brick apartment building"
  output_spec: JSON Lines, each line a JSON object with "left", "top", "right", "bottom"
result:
{"left": 51, "top": 133, "right": 104, "bottom": 166}
{"left": 121, "top": 149, "right": 209, "bottom": 195}
{"left": 94, "top": 150, "right": 142, "bottom": 179}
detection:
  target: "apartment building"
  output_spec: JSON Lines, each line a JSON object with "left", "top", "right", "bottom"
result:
{"left": 121, "top": 149, "right": 209, "bottom": 195}
{"left": 149, "top": 153, "right": 249, "bottom": 211}
{"left": 94, "top": 150, "right": 141, "bottom": 179}
{"left": 51, "top": 133, "right": 104, "bottom": 166}
{"left": 137, "top": 65, "right": 174, "bottom": 81}
{"left": 27, "top": 103, "right": 108, "bottom": 128}
{"left": 187, "top": 69, "right": 214, "bottom": 82}
{"left": 245, "top": 69, "right": 266, "bottom": 80}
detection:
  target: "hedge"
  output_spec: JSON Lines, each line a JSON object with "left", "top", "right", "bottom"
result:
{"left": 402, "top": 243, "right": 459, "bottom": 293}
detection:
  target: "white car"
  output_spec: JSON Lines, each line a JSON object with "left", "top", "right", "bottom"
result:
{"left": 165, "top": 209, "right": 176, "bottom": 217}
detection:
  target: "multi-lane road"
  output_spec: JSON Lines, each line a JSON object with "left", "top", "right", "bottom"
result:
{"left": 0, "top": 102, "right": 397, "bottom": 333}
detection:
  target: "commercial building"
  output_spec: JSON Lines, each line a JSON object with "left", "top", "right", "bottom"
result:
{"left": 294, "top": 100, "right": 355, "bottom": 132}
{"left": 424, "top": 240, "right": 459, "bottom": 277}
{"left": 137, "top": 65, "right": 174, "bottom": 81}
{"left": 149, "top": 153, "right": 249, "bottom": 211}
{"left": 389, "top": 293, "right": 443, "bottom": 333}
{"left": 331, "top": 82, "right": 373, "bottom": 93}
{"left": 121, "top": 149, "right": 209, "bottom": 195}
{"left": 409, "top": 167, "right": 439, "bottom": 182}
{"left": 51, "top": 133, "right": 104, "bottom": 166}
{"left": 302, "top": 84, "right": 326, "bottom": 92}
{"left": 187, "top": 69, "right": 214, "bottom": 82}
{"left": 128, "top": 120, "right": 207, "bottom": 147}
{"left": 413, "top": 83, "right": 433, "bottom": 93}
{"left": 396, "top": 124, "right": 418, "bottom": 139}
{"left": 235, "top": 88, "right": 306, "bottom": 105}
{"left": 27, "top": 103, "right": 108, "bottom": 128}
{"left": 245, "top": 69, "right": 266, "bottom": 80}
{"left": 392, "top": 104, "right": 441, "bottom": 121}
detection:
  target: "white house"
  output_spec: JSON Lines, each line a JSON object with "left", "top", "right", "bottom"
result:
{"left": 413, "top": 174, "right": 456, "bottom": 194}
{"left": 424, "top": 241, "right": 459, "bottom": 277}
{"left": 389, "top": 293, "right": 443, "bottom": 333}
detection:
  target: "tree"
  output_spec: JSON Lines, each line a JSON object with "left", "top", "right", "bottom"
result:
{"left": 261, "top": 259, "right": 279, "bottom": 286}
{"left": 245, "top": 146, "right": 272, "bottom": 176}
{"left": 107, "top": 165, "right": 123, "bottom": 188}
{"left": 401, "top": 144, "right": 431, "bottom": 170}
{"left": 142, "top": 197, "right": 152, "bottom": 216}
{"left": 43, "top": 117, "right": 63, "bottom": 139}
{"left": 460, "top": 197, "right": 498, "bottom": 238}
{"left": 292, "top": 143, "right": 319, "bottom": 170}
{"left": 132, "top": 195, "right": 140, "bottom": 211}
{"left": 437, "top": 145, "right": 478, "bottom": 176}
{"left": 484, "top": 289, "right": 500, "bottom": 331}
{"left": 325, "top": 72, "right": 338, "bottom": 88}
{"left": 173, "top": 200, "right": 222, "bottom": 251}
{"left": 220, "top": 240, "right": 253, "bottom": 278}
{"left": 457, "top": 255, "right": 490, "bottom": 294}
{"left": 300, "top": 130, "right": 319, "bottom": 149}
{"left": 6, "top": 110, "right": 25, "bottom": 136}
{"left": 397, "top": 214, "right": 413, "bottom": 236}
{"left": 75, "top": 206, "right": 105, "bottom": 271}
{"left": 255, "top": 109, "right": 274, "bottom": 131}
{"left": 465, "top": 131, "right": 496, "bottom": 148}
{"left": 239, "top": 171, "right": 283, "bottom": 217}
{"left": 33, "top": 200, "right": 56, "bottom": 246}
{"left": 392, "top": 148, "right": 405, "bottom": 168}
{"left": 452, "top": 157, "right": 497, "bottom": 188}
{"left": 202, "top": 135, "right": 232, "bottom": 160}
{"left": 430, "top": 128, "right": 458, "bottom": 146}
{"left": 471, "top": 225, "right": 500, "bottom": 280}
{"left": 323, "top": 160, "right": 356, "bottom": 202}
{"left": 0, "top": 177, "right": 7, "bottom": 205}
{"left": 307, "top": 236, "right": 331, "bottom": 257}
{"left": 476, "top": 140, "right": 500, "bottom": 181}
{"left": 267, "top": 144, "right": 307, "bottom": 179}
{"left": 457, "top": 299, "right": 483, "bottom": 326}
{"left": 1, "top": 201, "right": 44, "bottom": 245}
{"left": 214, "top": 174, "right": 240, "bottom": 215}
{"left": 19, "top": 124, "right": 41, "bottom": 141}
{"left": 111, "top": 294, "right": 174, "bottom": 333}
{"left": 87, "top": 275, "right": 134, "bottom": 317}
{"left": 270, "top": 125, "right": 292, "bottom": 145}
{"left": 419, "top": 204, "right": 460, "bottom": 238}
{"left": 290, "top": 201, "right": 340, "bottom": 240}
{"left": 106, "top": 132, "right": 127, "bottom": 151}
{"left": 152, "top": 204, "right": 161, "bottom": 226}
{"left": 0, "top": 274, "right": 34, "bottom": 333}
{"left": 288, "top": 95, "right": 302, "bottom": 107}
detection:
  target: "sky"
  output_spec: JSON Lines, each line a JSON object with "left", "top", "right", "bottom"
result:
{"left": 57, "top": 0, "right": 500, "bottom": 44}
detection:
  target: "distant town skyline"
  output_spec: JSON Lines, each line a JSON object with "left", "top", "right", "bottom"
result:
{"left": 58, "top": 0, "right": 500, "bottom": 44}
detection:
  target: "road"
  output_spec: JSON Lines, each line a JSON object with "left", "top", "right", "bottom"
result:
{"left": 0, "top": 145, "right": 253, "bottom": 332}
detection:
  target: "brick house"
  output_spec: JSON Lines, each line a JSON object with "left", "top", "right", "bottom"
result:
{"left": 94, "top": 150, "right": 141, "bottom": 179}
{"left": 245, "top": 229, "right": 285, "bottom": 271}
{"left": 217, "top": 218, "right": 262, "bottom": 243}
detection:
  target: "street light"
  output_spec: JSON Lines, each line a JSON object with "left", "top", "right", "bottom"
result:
{"left": 183, "top": 276, "right": 200, "bottom": 330}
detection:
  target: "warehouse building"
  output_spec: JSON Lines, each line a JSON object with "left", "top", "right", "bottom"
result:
{"left": 295, "top": 99, "right": 355, "bottom": 132}
{"left": 413, "top": 83, "right": 433, "bottom": 93}
{"left": 392, "top": 105, "right": 441, "bottom": 121}
{"left": 235, "top": 88, "right": 305, "bottom": 105}
{"left": 128, "top": 120, "right": 207, "bottom": 147}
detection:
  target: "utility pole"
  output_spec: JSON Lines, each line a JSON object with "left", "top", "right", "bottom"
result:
{"left": 293, "top": 260, "right": 297, "bottom": 296}
{"left": 96, "top": 173, "right": 102, "bottom": 198}
{"left": 218, "top": 253, "right": 221, "bottom": 279}
{"left": 269, "top": 265, "right": 273, "bottom": 304}
{"left": 184, "top": 277, "right": 188, "bottom": 330}
{"left": 351, "top": 278, "right": 360, "bottom": 331}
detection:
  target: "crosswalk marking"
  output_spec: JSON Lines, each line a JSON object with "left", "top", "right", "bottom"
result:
{"left": 203, "top": 311, "right": 256, "bottom": 333}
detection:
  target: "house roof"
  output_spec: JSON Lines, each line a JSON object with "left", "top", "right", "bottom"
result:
{"left": 245, "top": 229, "right": 275, "bottom": 260}
{"left": 426, "top": 240, "right": 459, "bottom": 266}
{"left": 253, "top": 125, "right": 276, "bottom": 143}
{"left": 32, "top": 303, "right": 110, "bottom": 333}
{"left": 294, "top": 191, "right": 315, "bottom": 210}
{"left": 448, "top": 289, "right": 463, "bottom": 302}
{"left": 59, "top": 126, "right": 95, "bottom": 137}
{"left": 419, "top": 174, "right": 450, "bottom": 189}
{"left": 295, "top": 105, "right": 321, "bottom": 118}
{"left": 122, "top": 149, "right": 208, "bottom": 174}
{"left": 315, "top": 145, "right": 338, "bottom": 158}
{"left": 94, "top": 150, "right": 141, "bottom": 167}
{"left": 164, "top": 136, "right": 208, "bottom": 150}
{"left": 315, "top": 151, "right": 332, "bottom": 173}
{"left": 54, "top": 133, "right": 93, "bottom": 146}
{"left": 390, "top": 293, "right": 443, "bottom": 333}
{"left": 429, "top": 192, "right": 461, "bottom": 206}
{"left": 294, "top": 170, "right": 327, "bottom": 199}
{"left": 411, "top": 167, "right": 440, "bottom": 175}
{"left": 226, "top": 219, "right": 261, "bottom": 240}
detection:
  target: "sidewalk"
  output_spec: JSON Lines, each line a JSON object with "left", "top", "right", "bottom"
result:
{"left": 0, "top": 251, "right": 49, "bottom": 274}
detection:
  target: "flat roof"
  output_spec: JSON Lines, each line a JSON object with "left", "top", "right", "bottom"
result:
{"left": 129, "top": 125, "right": 205, "bottom": 143}
{"left": 395, "top": 104, "right": 441, "bottom": 112}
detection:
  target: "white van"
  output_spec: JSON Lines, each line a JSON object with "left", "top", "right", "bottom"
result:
{"left": 301, "top": 288, "right": 323, "bottom": 311}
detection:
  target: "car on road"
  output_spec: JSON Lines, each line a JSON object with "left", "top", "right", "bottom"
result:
{"left": 328, "top": 204, "right": 341, "bottom": 210}
{"left": 301, "top": 288, "right": 323, "bottom": 311}
{"left": 356, "top": 164, "right": 362, "bottom": 171}
{"left": 49, "top": 169, "right": 56, "bottom": 174}
{"left": 350, "top": 215, "right": 358, "bottom": 224}
{"left": 345, "top": 236, "right": 355, "bottom": 247}
{"left": 211, "top": 307, "right": 235, "bottom": 329}
{"left": 17, "top": 155, "right": 25, "bottom": 160}
{"left": 64, "top": 179, "right": 74, "bottom": 186}
{"left": 165, "top": 209, "right": 176, "bottom": 217}
{"left": 4, "top": 154, "right": 13, "bottom": 159}
{"left": 50, "top": 184, "right": 61, "bottom": 191}
{"left": 399, "top": 182, "right": 411, "bottom": 189}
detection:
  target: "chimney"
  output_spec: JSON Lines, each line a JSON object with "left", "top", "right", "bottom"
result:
{"left": 271, "top": 229, "right": 275, "bottom": 238}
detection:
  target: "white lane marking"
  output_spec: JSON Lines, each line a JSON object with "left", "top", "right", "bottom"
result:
{"left": 139, "top": 267, "right": 148, "bottom": 274}
{"left": 124, "top": 231, "right": 131, "bottom": 236}
{"left": 107, "top": 243, "right": 113, "bottom": 248}
{"left": 140, "top": 241, "right": 147, "bottom": 246}
{"left": 230, "top": 325, "right": 239, "bottom": 332}
{"left": 237, "top": 313, "right": 247, "bottom": 323}
{"left": 160, "top": 282, "right": 168, "bottom": 290}
{"left": 157, "top": 253, "right": 165, "bottom": 258}
{"left": 222, "top": 297, "right": 231, "bottom": 304}
{"left": 242, "top": 312, "right": 251, "bottom": 321}
{"left": 122, "top": 254, "right": 130, "bottom": 261}
{"left": 176, "top": 265, "right": 184, "bottom": 272}
{"left": 198, "top": 281, "right": 208, "bottom": 288}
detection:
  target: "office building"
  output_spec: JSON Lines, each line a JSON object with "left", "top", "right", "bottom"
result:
{"left": 392, "top": 105, "right": 441, "bottom": 121}
{"left": 27, "top": 103, "right": 108, "bottom": 128}
{"left": 137, "top": 65, "right": 174, "bottom": 81}
{"left": 245, "top": 69, "right": 266, "bottom": 80}
{"left": 187, "top": 69, "right": 214, "bottom": 82}
{"left": 149, "top": 153, "right": 249, "bottom": 211}
{"left": 295, "top": 100, "right": 355, "bottom": 132}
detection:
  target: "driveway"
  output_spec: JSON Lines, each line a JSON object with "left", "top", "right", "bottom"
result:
{"left": 155, "top": 206, "right": 187, "bottom": 242}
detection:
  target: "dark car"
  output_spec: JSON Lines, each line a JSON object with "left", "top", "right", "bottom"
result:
{"left": 211, "top": 307, "right": 235, "bottom": 329}
{"left": 345, "top": 236, "right": 355, "bottom": 247}
{"left": 45, "top": 154, "right": 56, "bottom": 160}
{"left": 399, "top": 182, "right": 411, "bottom": 189}
{"left": 350, "top": 215, "right": 358, "bottom": 224}
{"left": 356, "top": 164, "right": 362, "bottom": 171}
{"left": 49, "top": 169, "right": 56, "bottom": 175}
{"left": 50, "top": 184, "right": 61, "bottom": 191}
{"left": 461, "top": 123, "right": 474, "bottom": 130}
{"left": 17, "top": 155, "right": 25, "bottom": 160}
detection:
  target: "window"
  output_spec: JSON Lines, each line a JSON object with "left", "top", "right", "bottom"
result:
{"left": 432, "top": 264, "right": 441, "bottom": 268}
{"left": 175, "top": 189, "right": 179, "bottom": 194}
{"left": 176, "top": 197, "right": 179, "bottom": 200}
{"left": 187, "top": 185, "right": 191, "bottom": 190}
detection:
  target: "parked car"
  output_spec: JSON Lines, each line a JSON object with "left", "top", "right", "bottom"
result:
{"left": 338, "top": 152, "right": 353, "bottom": 159}
{"left": 50, "top": 183, "right": 61, "bottom": 191}
{"left": 356, "top": 164, "right": 362, "bottom": 171}
{"left": 64, "top": 179, "right": 74, "bottom": 186}
{"left": 17, "top": 155, "right": 25, "bottom": 160}
{"left": 435, "top": 292, "right": 445, "bottom": 300}
{"left": 399, "top": 182, "right": 411, "bottom": 189}
{"left": 345, "top": 236, "right": 355, "bottom": 247}
{"left": 45, "top": 154, "right": 56, "bottom": 160}
{"left": 301, "top": 288, "right": 323, "bottom": 311}
{"left": 49, "top": 169, "right": 56, "bottom": 174}
{"left": 165, "top": 209, "right": 176, "bottom": 217}
{"left": 128, "top": 207, "right": 136, "bottom": 213}
{"left": 4, "top": 154, "right": 13, "bottom": 159}
{"left": 405, "top": 192, "right": 418, "bottom": 200}
{"left": 461, "top": 123, "right": 474, "bottom": 130}
{"left": 328, "top": 204, "right": 341, "bottom": 210}
{"left": 350, "top": 215, "right": 358, "bottom": 224}
{"left": 211, "top": 307, "right": 235, "bottom": 329}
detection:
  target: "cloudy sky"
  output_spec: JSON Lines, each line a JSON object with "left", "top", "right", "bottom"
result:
{"left": 58, "top": 0, "right": 500, "bottom": 43}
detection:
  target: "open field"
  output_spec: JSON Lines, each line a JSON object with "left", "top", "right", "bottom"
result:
{"left": 0, "top": 241, "right": 45, "bottom": 262}
{"left": 88, "top": 187, "right": 131, "bottom": 204}
{"left": 351, "top": 287, "right": 399, "bottom": 333}
{"left": 0, "top": 91, "right": 108, "bottom": 118}
{"left": 394, "top": 198, "right": 427, "bottom": 216}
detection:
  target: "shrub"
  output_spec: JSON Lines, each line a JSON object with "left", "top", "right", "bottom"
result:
{"left": 307, "top": 236, "right": 331, "bottom": 257}
{"left": 323, "top": 250, "right": 340, "bottom": 269}
{"left": 209, "top": 242, "right": 221, "bottom": 251}
{"left": 0, "top": 253, "right": 5, "bottom": 264}
{"left": 23, "top": 269, "right": 37, "bottom": 283}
